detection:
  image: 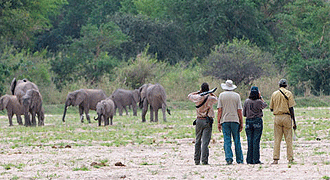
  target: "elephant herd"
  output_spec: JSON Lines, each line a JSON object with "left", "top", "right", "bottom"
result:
{"left": 0, "top": 78, "right": 170, "bottom": 127}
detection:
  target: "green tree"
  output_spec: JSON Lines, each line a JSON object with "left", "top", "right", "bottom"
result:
{"left": 275, "top": 0, "right": 330, "bottom": 95}
{"left": 0, "top": 0, "right": 67, "bottom": 49}
{"left": 203, "top": 39, "right": 275, "bottom": 85}
{"left": 112, "top": 13, "right": 190, "bottom": 64}
{"left": 51, "top": 22, "right": 128, "bottom": 88}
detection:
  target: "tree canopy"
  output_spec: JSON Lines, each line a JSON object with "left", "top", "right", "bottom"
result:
{"left": 1, "top": 0, "right": 330, "bottom": 96}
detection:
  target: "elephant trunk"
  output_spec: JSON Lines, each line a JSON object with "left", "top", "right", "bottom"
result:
{"left": 62, "top": 105, "right": 68, "bottom": 122}
{"left": 139, "top": 98, "right": 145, "bottom": 109}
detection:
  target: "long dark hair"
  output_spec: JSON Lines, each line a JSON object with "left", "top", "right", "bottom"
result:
{"left": 249, "top": 87, "right": 259, "bottom": 100}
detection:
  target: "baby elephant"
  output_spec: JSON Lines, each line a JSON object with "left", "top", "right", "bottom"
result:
{"left": 94, "top": 98, "right": 115, "bottom": 126}
{"left": 0, "top": 95, "right": 24, "bottom": 126}
{"left": 22, "top": 89, "right": 44, "bottom": 126}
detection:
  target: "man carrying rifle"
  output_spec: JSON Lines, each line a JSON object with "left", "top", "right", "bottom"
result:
{"left": 270, "top": 79, "right": 297, "bottom": 164}
{"left": 188, "top": 82, "right": 217, "bottom": 165}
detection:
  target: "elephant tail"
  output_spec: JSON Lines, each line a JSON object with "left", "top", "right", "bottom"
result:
{"left": 167, "top": 108, "right": 171, "bottom": 115}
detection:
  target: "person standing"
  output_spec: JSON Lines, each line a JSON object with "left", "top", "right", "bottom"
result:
{"left": 217, "top": 80, "right": 244, "bottom": 165}
{"left": 243, "top": 86, "right": 268, "bottom": 164}
{"left": 188, "top": 82, "right": 217, "bottom": 165}
{"left": 270, "top": 79, "right": 297, "bottom": 164}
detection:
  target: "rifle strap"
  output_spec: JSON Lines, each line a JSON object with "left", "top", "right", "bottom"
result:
{"left": 279, "top": 89, "right": 291, "bottom": 115}
{"left": 196, "top": 95, "right": 209, "bottom": 108}
{"left": 279, "top": 89, "right": 289, "bottom": 100}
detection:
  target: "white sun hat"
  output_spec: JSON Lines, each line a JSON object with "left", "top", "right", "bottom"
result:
{"left": 221, "top": 80, "right": 237, "bottom": 91}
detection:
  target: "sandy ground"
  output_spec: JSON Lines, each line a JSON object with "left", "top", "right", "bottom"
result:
{"left": 1, "top": 133, "right": 330, "bottom": 180}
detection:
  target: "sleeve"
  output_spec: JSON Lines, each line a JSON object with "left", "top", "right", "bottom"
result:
{"left": 209, "top": 95, "right": 218, "bottom": 106}
{"left": 260, "top": 100, "right": 268, "bottom": 109}
{"left": 243, "top": 100, "right": 247, "bottom": 117}
{"left": 269, "top": 94, "right": 274, "bottom": 110}
{"left": 237, "top": 95, "right": 243, "bottom": 110}
{"left": 217, "top": 94, "right": 222, "bottom": 108}
{"left": 187, "top": 92, "right": 202, "bottom": 103}
{"left": 287, "top": 92, "right": 296, "bottom": 108}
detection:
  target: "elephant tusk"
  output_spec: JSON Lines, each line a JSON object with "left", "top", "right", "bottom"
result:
{"left": 94, "top": 116, "right": 98, "bottom": 121}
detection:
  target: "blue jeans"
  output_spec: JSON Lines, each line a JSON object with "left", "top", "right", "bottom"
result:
{"left": 222, "top": 122, "right": 243, "bottom": 163}
{"left": 245, "top": 117, "right": 263, "bottom": 164}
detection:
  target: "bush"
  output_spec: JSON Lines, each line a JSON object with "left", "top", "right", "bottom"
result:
{"left": 203, "top": 39, "right": 276, "bottom": 85}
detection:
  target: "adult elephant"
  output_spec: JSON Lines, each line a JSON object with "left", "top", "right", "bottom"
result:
{"left": 139, "top": 83, "right": 171, "bottom": 122}
{"left": 62, "top": 89, "right": 107, "bottom": 123}
{"left": 10, "top": 78, "right": 40, "bottom": 126}
{"left": 111, "top": 88, "right": 139, "bottom": 116}
{"left": 10, "top": 78, "right": 39, "bottom": 103}
{"left": 0, "top": 95, "right": 24, "bottom": 126}
{"left": 22, "top": 89, "right": 44, "bottom": 126}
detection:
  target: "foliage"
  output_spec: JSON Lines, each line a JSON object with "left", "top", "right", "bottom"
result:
{"left": 0, "top": 0, "right": 67, "bottom": 48}
{"left": 112, "top": 13, "right": 190, "bottom": 64}
{"left": 203, "top": 39, "right": 275, "bottom": 85}
{"left": 51, "top": 22, "right": 127, "bottom": 88}
{"left": 274, "top": 0, "right": 330, "bottom": 95}
{"left": 114, "top": 47, "right": 167, "bottom": 89}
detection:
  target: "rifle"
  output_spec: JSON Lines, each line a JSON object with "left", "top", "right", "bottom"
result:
{"left": 200, "top": 87, "right": 217, "bottom": 96}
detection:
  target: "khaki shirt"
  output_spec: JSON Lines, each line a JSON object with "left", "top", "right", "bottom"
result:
{"left": 188, "top": 92, "right": 218, "bottom": 118}
{"left": 270, "top": 87, "right": 296, "bottom": 115}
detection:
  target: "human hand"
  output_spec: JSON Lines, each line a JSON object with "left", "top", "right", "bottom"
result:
{"left": 239, "top": 124, "right": 243, "bottom": 132}
{"left": 217, "top": 123, "right": 222, "bottom": 132}
{"left": 293, "top": 123, "right": 297, "bottom": 130}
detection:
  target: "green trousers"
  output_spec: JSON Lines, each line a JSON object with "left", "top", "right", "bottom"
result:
{"left": 194, "top": 118, "right": 212, "bottom": 164}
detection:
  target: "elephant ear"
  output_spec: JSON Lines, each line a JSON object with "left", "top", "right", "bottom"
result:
{"left": 31, "top": 90, "right": 42, "bottom": 109}
{"left": 10, "top": 78, "right": 17, "bottom": 95}
{"left": 74, "top": 90, "right": 87, "bottom": 106}
{"left": 132, "top": 89, "right": 140, "bottom": 103}
{"left": 1, "top": 96, "right": 10, "bottom": 109}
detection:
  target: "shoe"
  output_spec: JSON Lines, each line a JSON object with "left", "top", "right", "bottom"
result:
{"left": 195, "top": 162, "right": 200, "bottom": 165}
{"left": 202, "top": 162, "right": 209, "bottom": 165}
{"left": 226, "top": 160, "right": 233, "bottom": 165}
{"left": 271, "top": 160, "right": 278, "bottom": 165}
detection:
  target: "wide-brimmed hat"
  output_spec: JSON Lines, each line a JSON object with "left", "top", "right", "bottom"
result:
{"left": 221, "top": 80, "right": 237, "bottom": 90}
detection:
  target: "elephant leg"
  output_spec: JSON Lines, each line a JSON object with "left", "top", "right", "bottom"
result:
{"left": 154, "top": 108, "right": 159, "bottom": 122}
{"left": 124, "top": 106, "right": 128, "bottom": 115}
{"left": 79, "top": 106, "right": 84, "bottom": 123}
{"left": 85, "top": 109, "right": 91, "bottom": 123}
{"left": 24, "top": 112, "right": 31, "bottom": 126}
{"left": 31, "top": 111, "right": 37, "bottom": 126}
{"left": 37, "top": 111, "right": 44, "bottom": 126}
{"left": 110, "top": 115, "right": 113, "bottom": 125}
{"left": 118, "top": 106, "right": 123, "bottom": 116}
{"left": 98, "top": 117, "right": 101, "bottom": 126}
{"left": 133, "top": 104, "right": 137, "bottom": 116}
{"left": 150, "top": 105, "right": 154, "bottom": 122}
{"left": 142, "top": 101, "right": 148, "bottom": 122}
{"left": 162, "top": 104, "right": 167, "bottom": 122}
{"left": 8, "top": 112, "right": 13, "bottom": 126}
{"left": 16, "top": 115, "right": 23, "bottom": 125}
{"left": 105, "top": 117, "right": 109, "bottom": 126}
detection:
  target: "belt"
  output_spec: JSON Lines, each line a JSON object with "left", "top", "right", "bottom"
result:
{"left": 197, "top": 117, "right": 208, "bottom": 120}
{"left": 275, "top": 113, "right": 291, "bottom": 116}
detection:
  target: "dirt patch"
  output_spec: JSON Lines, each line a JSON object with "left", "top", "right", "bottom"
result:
{"left": 0, "top": 134, "right": 329, "bottom": 179}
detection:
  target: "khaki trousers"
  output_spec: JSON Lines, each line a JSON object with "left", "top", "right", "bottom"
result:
{"left": 273, "top": 114, "right": 293, "bottom": 161}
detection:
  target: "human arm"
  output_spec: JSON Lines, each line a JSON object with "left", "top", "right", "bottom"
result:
{"left": 289, "top": 107, "right": 297, "bottom": 130}
{"left": 237, "top": 109, "right": 243, "bottom": 132}
{"left": 217, "top": 108, "right": 222, "bottom": 132}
